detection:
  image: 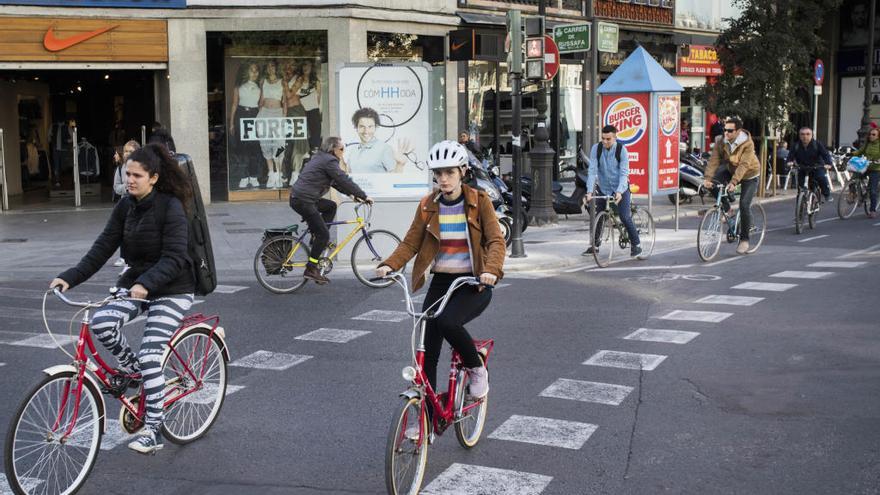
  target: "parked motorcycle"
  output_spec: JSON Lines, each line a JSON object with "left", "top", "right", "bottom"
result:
{"left": 465, "top": 156, "right": 522, "bottom": 246}
{"left": 668, "top": 147, "right": 706, "bottom": 204}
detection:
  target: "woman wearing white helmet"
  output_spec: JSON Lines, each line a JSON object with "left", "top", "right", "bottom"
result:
{"left": 377, "top": 140, "right": 505, "bottom": 403}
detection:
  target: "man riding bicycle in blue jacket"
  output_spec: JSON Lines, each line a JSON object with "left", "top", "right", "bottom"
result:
{"left": 787, "top": 126, "right": 833, "bottom": 203}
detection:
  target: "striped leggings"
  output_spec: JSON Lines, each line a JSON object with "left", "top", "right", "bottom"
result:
{"left": 90, "top": 294, "right": 194, "bottom": 431}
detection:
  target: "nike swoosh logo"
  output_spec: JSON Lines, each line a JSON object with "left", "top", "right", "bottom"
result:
{"left": 451, "top": 41, "right": 468, "bottom": 51}
{"left": 43, "top": 25, "right": 119, "bottom": 52}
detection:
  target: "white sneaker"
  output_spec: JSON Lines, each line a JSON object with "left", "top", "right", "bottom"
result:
{"left": 467, "top": 366, "right": 489, "bottom": 399}
{"left": 113, "top": 258, "right": 125, "bottom": 267}
{"left": 248, "top": 177, "right": 259, "bottom": 188}
{"left": 238, "top": 177, "right": 250, "bottom": 189}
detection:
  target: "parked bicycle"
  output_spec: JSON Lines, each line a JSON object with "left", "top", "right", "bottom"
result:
{"left": 837, "top": 158, "right": 872, "bottom": 219}
{"left": 697, "top": 180, "right": 766, "bottom": 261}
{"left": 254, "top": 202, "right": 401, "bottom": 293}
{"left": 794, "top": 163, "right": 827, "bottom": 234}
{"left": 379, "top": 271, "right": 493, "bottom": 495}
{"left": 4, "top": 288, "right": 229, "bottom": 495}
{"left": 589, "top": 189, "right": 656, "bottom": 268}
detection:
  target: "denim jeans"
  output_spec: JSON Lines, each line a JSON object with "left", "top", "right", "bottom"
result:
{"left": 715, "top": 169, "right": 758, "bottom": 241}
{"left": 868, "top": 170, "right": 880, "bottom": 213}
{"left": 594, "top": 188, "right": 640, "bottom": 247}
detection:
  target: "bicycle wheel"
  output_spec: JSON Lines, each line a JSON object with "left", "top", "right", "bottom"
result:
{"left": 837, "top": 177, "right": 860, "bottom": 219}
{"left": 162, "top": 328, "right": 228, "bottom": 444}
{"left": 795, "top": 194, "right": 807, "bottom": 234}
{"left": 454, "top": 365, "right": 489, "bottom": 449}
{"left": 808, "top": 192, "right": 818, "bottom": 230}
{"left": 746, "top": 202, "right": 766, "bottom": 254}
{"left": 385, "top": 397, "right": 428, "bottom": 495}
{"left": 352, "top": 229, "right": 402, "bottom": 288}
{"left": 697, "top": 207, "right": 723, "bottom": 262}
{"left": 499, "top": 216, "right": 512, "bottom": 247}
{"left": 632, "top": 206, "right": 655, "bottom": 260}
{"left": 254, "top": 234, "right": 309, "bottom": 294}
{"left": 591, "top": 211, "right": 615, "bottom": 268}
{"left": 4, "top": 371, "right": 102, "bottom": 495}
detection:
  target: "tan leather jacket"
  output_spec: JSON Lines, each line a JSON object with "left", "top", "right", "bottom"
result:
{"left": 381, "top": 184, "right": 506, "bottom": 292}
{"left": 705, "top": 130, "right": 761, "bottom": 185}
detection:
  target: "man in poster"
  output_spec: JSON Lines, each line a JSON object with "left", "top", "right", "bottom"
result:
{"left": 344, "top": 107, "right": 413, "bottom": 174}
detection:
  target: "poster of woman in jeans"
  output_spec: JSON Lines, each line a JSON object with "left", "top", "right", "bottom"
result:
{"left": 228, "top": 61, "right": 263, "bottom": 189}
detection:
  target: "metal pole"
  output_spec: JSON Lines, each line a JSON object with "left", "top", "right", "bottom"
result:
{"left": 675, "top": 187, "right": 679, "bottom": 232}
{"left": 860, "top": 0, "right": 877, "bottom": 144}
{"left": 0, "top": 128, "right": 8, "bottom": 212}
{"left": 511, "top": 71, "right": 526, "bottom": 258}
{"left": 812, "top": 91, "right": 819, "bottom": 134}
{"left": 141, "top": 125, "right": 147, "bottom": 145}
{"left": 72, "top": 126, "right": 81, "bottom": 207}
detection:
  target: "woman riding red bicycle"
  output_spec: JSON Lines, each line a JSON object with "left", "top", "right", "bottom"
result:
{"left": 49, "top": 142, "right": 195, "bottom": 454}
{"left": 376, "top": 140, "right": 505, "bottom": 404}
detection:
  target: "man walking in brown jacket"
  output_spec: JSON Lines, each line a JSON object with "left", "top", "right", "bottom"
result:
{"left": 703, "top": 118, "right": 761, "bottom": 254}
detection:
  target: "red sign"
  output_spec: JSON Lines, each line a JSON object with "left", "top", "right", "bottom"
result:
{"left": 656, "top": 95, "right": 680, "bottom": 192}
{"left": 676, "top": 44, "right": 722, "bottom": 77}
{"left": 543, "top": 35, "right": 559, "bottom": 80}
{"left": 601, "top": 93, "right": 651, "bottom": 194}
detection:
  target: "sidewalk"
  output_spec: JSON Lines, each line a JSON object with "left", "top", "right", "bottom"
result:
{"left": 0, "top": 189, "right": 797, "bottom": 281}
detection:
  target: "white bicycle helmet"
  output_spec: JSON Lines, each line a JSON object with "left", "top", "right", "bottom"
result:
{"left": 427, "top": 140, "right": 469, "bottom": 170}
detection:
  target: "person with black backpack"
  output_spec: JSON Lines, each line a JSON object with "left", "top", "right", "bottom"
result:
{"left": 583, "top": 125, "right": 642, "bottom": 258}
{"left": 49, "top": 143, "right": 197, "bottom": 455}
{"left": 787, "top": 126, "right": 833, "bottom": 203}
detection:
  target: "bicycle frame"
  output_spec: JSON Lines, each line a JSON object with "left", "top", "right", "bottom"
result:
{"left": 281, "top": 203, "right": 376, "bottom": 267}
{"left": 707, "top": 183, "right": 741, "bottom": 237}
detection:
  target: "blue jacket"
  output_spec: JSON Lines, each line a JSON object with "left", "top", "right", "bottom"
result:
{"left": 586, "top": 142, "right": 630, "bottom": 194}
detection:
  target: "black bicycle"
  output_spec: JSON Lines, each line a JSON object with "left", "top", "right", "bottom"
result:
{"left": 793, "top": 163, "right": 827, "bottom": 234}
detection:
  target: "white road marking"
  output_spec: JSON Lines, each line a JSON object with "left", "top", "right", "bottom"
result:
{"left": 6, "top": 333, "right": 78, "bottom": 349}
{"left": 623, "top": 328, "right": 700, "bottom": 344}
{"left": 797, "top": 234, "right": 829, "bottom": 243}
{"left": 578, "top": 264, "right": 696, "bottom": 272}
{"left": 564, "top": 243, "right": 700, "bottom": 273}
{"left": 180, "top": 384, "right": 245, "bottom": 405}
{"left": 230, "top": 351, "right": 312, "bottom": 370}
{"left": 704, "top": 256, "right": 745, "bottom": 267}
{"left": 539, "top": 378, "right": 634, "bottom": 406}
{"left": 583, "top": 350, "right": 667, "bottom": 371}
{"left": 0, "top": 473, "right": 42, "bottom": 494}
{"left": 769, "top": 270, "right": 834, "bottom": 279}
{"left": 808, "top": 261, "right": 866, "bottom": 268}
{"left": 351, "top": 310, "right": 410, "bottom": 322}
{"left": 837, "top": 242, "right": 880, "bottom": 259}
{"left": 95, "top": 419, "right": 136, "bottom": 450}
{"left": 295, "top": 328, "right": 370, "bottom": 343}
{"left": 874, "top": 221, "right": 880, "bottom": 226}
{"left": 732, "top": 281, "right": 797, "bottom": 292}
{"left": 657, "top": 310, "right": 732, "bottom": 323}
{"left": 212, "top": 284, "right": 249, "bottom": 294}
{"left": 488, "top": 414, "right": 598, "bottom": 450}
{"left": 496, "top": 283, "right": 512, "bottom": 288}
{"left": 422, "top": 463, "right": 552, "bottom": 495}
{"left": 695, "top": 295, "right": 764, "bottom": 306}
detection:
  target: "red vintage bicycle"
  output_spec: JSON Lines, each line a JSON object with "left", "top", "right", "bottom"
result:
{"left": 378, "top": 272, "right": 494, "bottom": 495}
{"left": 3, "top": 288, "right": 230, "bottom": 495}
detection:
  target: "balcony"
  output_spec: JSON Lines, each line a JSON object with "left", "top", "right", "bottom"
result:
{"left": 460, "top": 0, "right": 584, "bottom": 14}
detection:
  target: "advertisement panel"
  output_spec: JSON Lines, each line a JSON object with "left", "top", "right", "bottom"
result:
{"left": 656, "top": 94, "right": 680, "bottom": 192}
{"left": 601, "top": 93, "right": 651, "bottom": 194}
{"left": 337, "top": 63, "right": 432, "bottom": 198}
{"left": 0, "top": 0, "right": 184, "bottom": 6}
{"left": 676, "top": 45, "right": 722, "bottom": 76}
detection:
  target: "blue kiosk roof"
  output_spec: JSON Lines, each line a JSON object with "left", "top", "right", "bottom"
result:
{"left": 598, "top": 46, "right": 683, "bottom": 94}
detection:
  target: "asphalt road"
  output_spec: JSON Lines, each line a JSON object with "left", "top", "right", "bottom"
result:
{"left": 0, "top": 197, "right": 878, "bottom": 494}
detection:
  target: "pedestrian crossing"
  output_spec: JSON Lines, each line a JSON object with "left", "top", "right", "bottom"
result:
{"left": 488, "top": 414, "right": 598, "bottom": 450}
{"left": 622, "top": 328, "right": 700, "bottom": 344}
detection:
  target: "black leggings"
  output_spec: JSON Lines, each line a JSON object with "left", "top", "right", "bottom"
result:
{"left": 289, "top": 197, "right": 337, "bottom": 261}
{"left": 421, "top": 273, "right": 491, "bottom": 393}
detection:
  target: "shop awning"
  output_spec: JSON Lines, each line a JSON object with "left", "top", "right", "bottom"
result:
{"left": 457, "top": 11, "right": 574, "bottom": 30}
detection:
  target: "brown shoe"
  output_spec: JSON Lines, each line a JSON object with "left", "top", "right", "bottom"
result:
{"left": 736, "top": 240, "right": 750, "bottom": 255}
{"left": 303, "top": 263, "right": 330, "bottom": 284}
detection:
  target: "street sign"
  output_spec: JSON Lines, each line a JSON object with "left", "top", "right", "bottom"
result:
{"left": 814, "top": 59, "right": 825, "bottom": 86}
{"left": 543, "top": 35, "right": 560, "bottom": 80}
{"left": 814, "top": 85, "right": 823, "bottom": 95}
{"left": 597, "top": 22, "right": 619, "bottom": 53}
{"left": 553, "top": 23, "right": 591, "bottom": 54}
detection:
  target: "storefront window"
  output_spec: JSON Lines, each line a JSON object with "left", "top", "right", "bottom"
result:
{"left": 207, "top": 31, "right": 328, "bottom": 201}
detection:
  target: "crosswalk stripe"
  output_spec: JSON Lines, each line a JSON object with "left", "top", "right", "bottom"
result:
{"left": 657, "top": 310, "right": 732, "bottom": 323}
{"left": 694, "top": 295, "right": 764, "bottom": 306}
{"left": 623, "top": 328, "right": 700, "bottom": 344}
{"left": 731, "top": 282, "right": 797, "bottom": 292}
{"left": 807, "top": 261, "right": 866, "bottom": 268}
{"left": 295, "top": 328, "right": 371, "bottom": 343}
{"left": 583, "top": 350, "right": 667, "bottom": 371}
{"left": 351, "top": 310, "right": 410, "bottom": 322}
{"left": 797, "top": 234, "right": 829, "bottom": 243}
{"left": 488, "top": 414, "right": 598, "bottom": 450}
{"left": 0, "top": 332, "right": 78, "bottom": 349}
{"left": 0, "top": 473, "right": 42, "bottom": 494}
{"left": 422, "top": 463, "right": 552, "bottom": 495}
{"left": 230, "top": 351, "right": 312, "bottom": 370}
{"left": 539, "top": 378, "right": 633, "bottom": 406}
{"left": 212, "top": 284, "right": 249, "bottom": 294}
{"left": 769, "top": 270, "right": 834, "bottom": 279}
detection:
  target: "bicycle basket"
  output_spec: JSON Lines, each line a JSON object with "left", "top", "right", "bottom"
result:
{"left": 847, "top": 156, "right": 869, "bottom": 174}
{"left": 261, "top": 228, "right": 296, "bottom": 275}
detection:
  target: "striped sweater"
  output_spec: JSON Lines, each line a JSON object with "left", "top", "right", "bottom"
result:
{"left": 433, "top": 196, "right": 473, "bottom": 274}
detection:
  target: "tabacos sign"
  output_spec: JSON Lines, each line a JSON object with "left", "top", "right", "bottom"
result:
{"left": 600, "top": 93, "right": 650, "bottom": 193}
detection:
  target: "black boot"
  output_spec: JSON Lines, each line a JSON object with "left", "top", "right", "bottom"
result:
{"left": 303, "top": 262, "right": 330, "bottom": 284}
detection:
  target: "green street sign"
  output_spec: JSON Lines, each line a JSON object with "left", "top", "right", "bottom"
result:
{"left": 552, "top": 23, "right": 591, "bottom": 54}
{"left": 597, "top": 21, "right": 619, "bottom": 53}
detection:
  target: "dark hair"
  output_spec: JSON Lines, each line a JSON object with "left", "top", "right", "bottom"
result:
{"left": 352, "top": 107, "right": 380, "bottom": 128}
{"left": 725, "top": 118, "right": 743, "bottom": 130}
{"left": 127, "top": 143, "right": 192, "bottom": 212}
{"left": 798, "top": 126, "right": 813, "bottom": 133}
{"left": 601, "top": 125, "right": 617, "bottom": 134}
{"left": 236, "top": 61, "right": 260, "bottom": 87}
{"left": 148, "top": 127, "right": 176, "bottom": 153}
{"left": 293, "top": 59, "right": 319, "bottom": 91}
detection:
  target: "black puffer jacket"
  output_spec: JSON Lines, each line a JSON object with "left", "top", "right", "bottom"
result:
{"left": 58, "top": 191, "right": 194, "bottom": 297}
{"left": 290, "top": 151, "right": 367, "bottom": 202}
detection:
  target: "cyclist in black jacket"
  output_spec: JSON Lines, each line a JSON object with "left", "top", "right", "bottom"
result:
{"left": 290, "top": 136, "right": 373, "bottom": 284}
{"left": 788, "top": 126, "right": 833, "bottom": 202}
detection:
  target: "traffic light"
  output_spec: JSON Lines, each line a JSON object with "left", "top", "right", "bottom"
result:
{"left": 506, "top": 10, "right": 523, "bottom": 74}
{"left": 524, "top": 16, "right": 545, "bottom": 81}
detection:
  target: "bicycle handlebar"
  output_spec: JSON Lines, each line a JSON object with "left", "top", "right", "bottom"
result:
{"left": 50, "top": 287, "right": 149, "bottom": 309}
{"left": 376, "top": 271, "right": 490, "bottom": 320}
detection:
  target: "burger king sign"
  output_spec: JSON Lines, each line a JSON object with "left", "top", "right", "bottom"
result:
{"left": 601, "top": 93, "right": 651, "bottom": 193}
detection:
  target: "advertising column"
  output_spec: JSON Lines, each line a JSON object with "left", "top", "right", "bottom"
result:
{"left": 655, "top": 94, "right": 680, "bottom": 193}
{"left": 601, "top": 93, "right": 650, "bottom": 194}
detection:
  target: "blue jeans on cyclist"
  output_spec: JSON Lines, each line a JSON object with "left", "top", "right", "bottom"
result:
{"left": 594, "top": 188, "right": 640, "bottom": 253}
{"left": 796, "top": 166, "right": 832, "bottom": 201}
{"left": 868, "top": 171, "right": 880, "bottom": 214}
{"left": 715, "top": 169, "right": 758, "bottom": 241}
